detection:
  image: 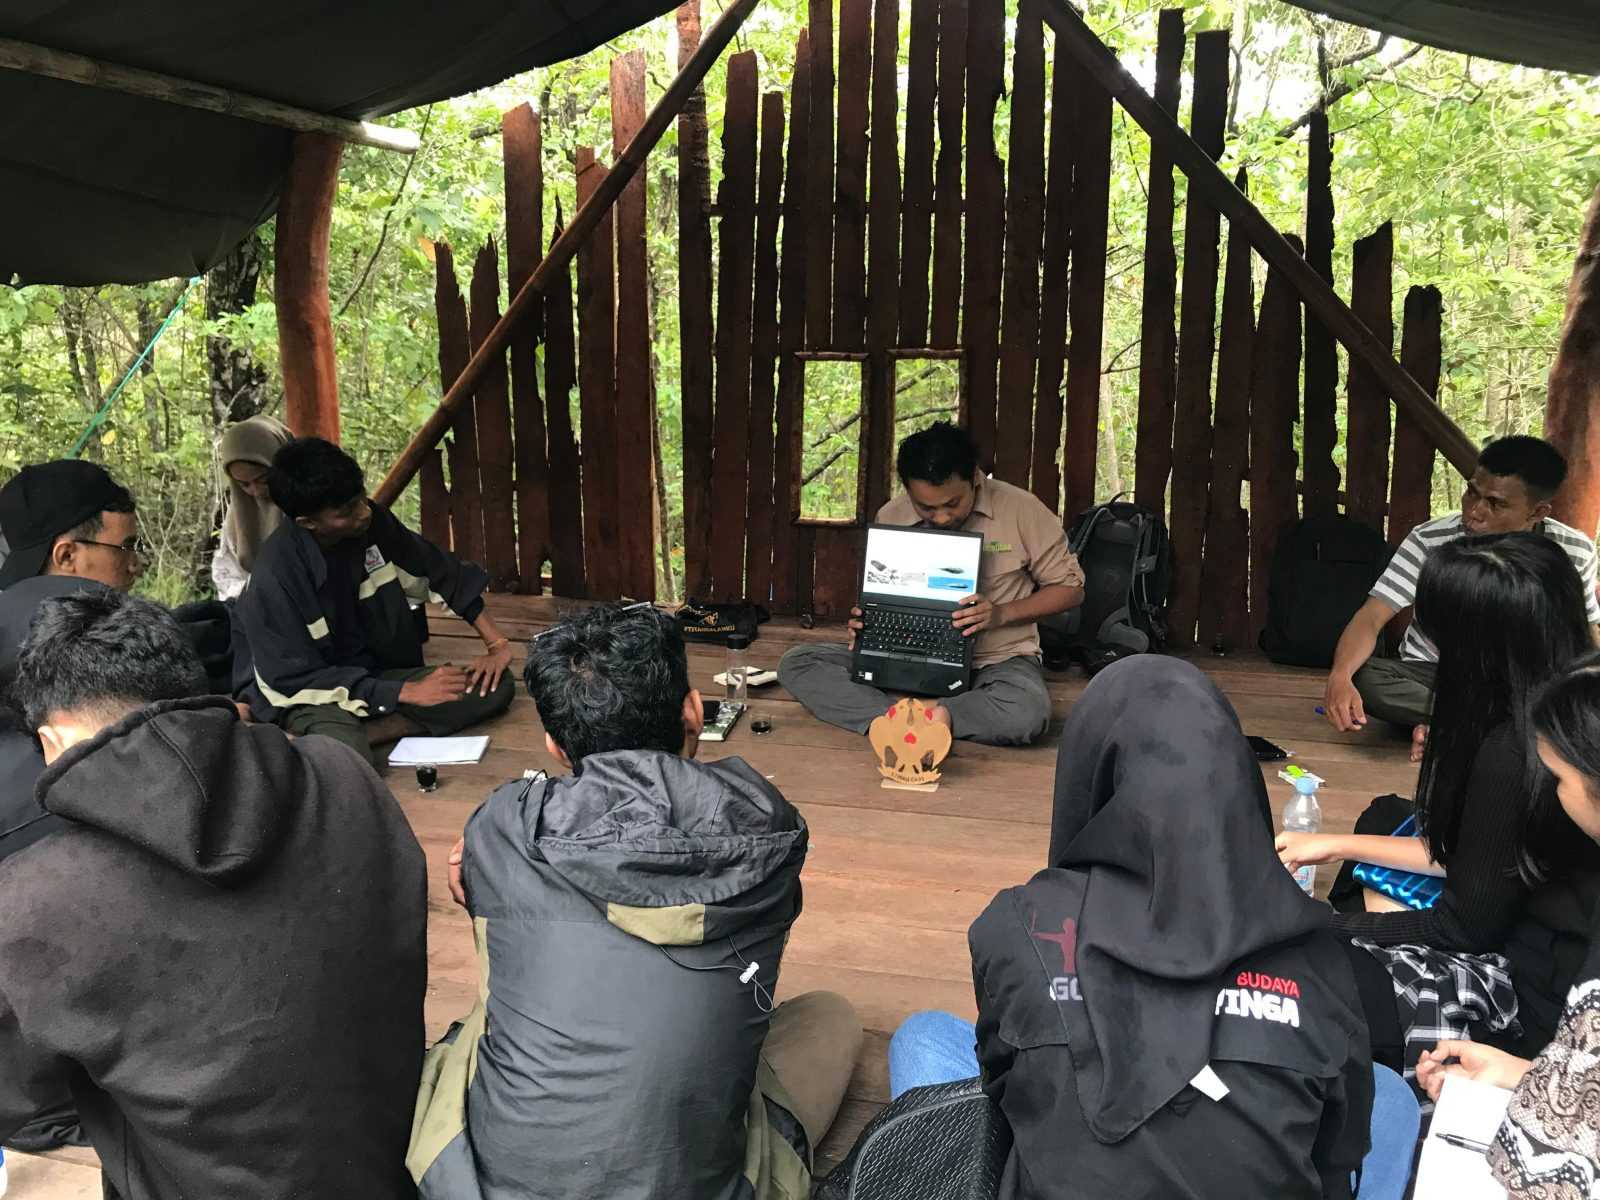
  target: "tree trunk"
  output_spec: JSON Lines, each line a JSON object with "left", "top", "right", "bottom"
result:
{"left": 206, "top": 230, "right": 269, "bottom": 428}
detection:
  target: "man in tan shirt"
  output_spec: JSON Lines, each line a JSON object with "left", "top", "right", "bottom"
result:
{"left": 779, "top": 422, "right": 1085, "bottom": 746}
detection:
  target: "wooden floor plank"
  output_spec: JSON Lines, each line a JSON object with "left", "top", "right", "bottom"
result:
{"left": 393, "top": 597, "right": 1413, "bottom": 1169}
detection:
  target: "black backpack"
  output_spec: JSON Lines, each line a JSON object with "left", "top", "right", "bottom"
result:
{"left": 1041, "top": 495, "right": 1171, "bottom": 674}
{"left": 1259, "top": 515, "right": 1391, "bottom": 668}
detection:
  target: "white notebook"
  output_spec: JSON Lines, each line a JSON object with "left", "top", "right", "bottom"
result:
{"left": 387, "top": 736, "right": 490, "bottom": 766}
{"left": 1414, "top": 1074, "right": 1514, "bottom": 1199}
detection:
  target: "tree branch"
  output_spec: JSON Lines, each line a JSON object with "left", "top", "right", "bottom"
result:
{"left": 799, "top": 404, "right": 959, "bottom": 488}
{"left": 335, "top": 105, "right": 435, "bottom": 319}
{"left": 1276, "top": 43, "right": 1423, "bottom": 139}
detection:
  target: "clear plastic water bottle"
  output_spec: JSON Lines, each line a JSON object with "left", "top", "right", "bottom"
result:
{"left": 725, "top": 633, "right": 751, "bottom": 706}
{"left": 1283, "top": 774, "right": 1323, "bottom": 895}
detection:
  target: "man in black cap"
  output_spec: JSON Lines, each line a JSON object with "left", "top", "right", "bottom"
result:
{"left": 0, "top": 458, "right": 140, "bottom": 1154}
{"left": 0, "top": 460, "right": 142, "bottom": 594}
{"left": 1, "top": 459, "right": 142, "bottom": 857}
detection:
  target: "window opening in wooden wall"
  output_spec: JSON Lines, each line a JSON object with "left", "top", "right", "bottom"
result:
{"left": 798, "top": 357, "right": 869, "bottom": 522}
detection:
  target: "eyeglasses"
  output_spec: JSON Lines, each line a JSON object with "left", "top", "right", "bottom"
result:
{"left": 74, "top": 536, "right": 151, "bottom": 560}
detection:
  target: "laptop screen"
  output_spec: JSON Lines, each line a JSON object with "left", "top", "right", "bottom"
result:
{"left": 861, "top": 525, "right": 983, "bottom": 607}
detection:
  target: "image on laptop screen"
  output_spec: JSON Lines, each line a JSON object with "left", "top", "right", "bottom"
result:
{"left": 862, "top": 526, "right": 982, "bottom": 604}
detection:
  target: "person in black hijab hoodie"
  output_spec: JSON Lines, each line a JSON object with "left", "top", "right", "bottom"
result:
{"left": 966, "top": 656, "right": 1375, "bottom": 1199}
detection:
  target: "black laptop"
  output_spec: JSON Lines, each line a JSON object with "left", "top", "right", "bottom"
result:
{"left": 851, "top": 523, "right": 984, "bottom": 697}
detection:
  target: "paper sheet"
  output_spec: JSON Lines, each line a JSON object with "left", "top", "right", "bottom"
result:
{"left": 387, "top": 735, "right": 490, "bottom": 766}
{"left": 1414, "top": 1074, "right": 1513, "bottom": 1199}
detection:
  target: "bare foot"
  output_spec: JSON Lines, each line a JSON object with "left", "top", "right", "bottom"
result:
{"left": 926, "top": 704, "right": 953, "bottom": 732}
{"left": 1410, "top": 723, "right": 1429, "bottom": 764}
{"left": 368, "top": 713, "right": 426, "bottom": 750}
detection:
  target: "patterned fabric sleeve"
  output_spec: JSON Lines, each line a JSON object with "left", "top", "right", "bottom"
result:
{"left": 1490, "top": 977, "right": 1600, "bottom": 1198}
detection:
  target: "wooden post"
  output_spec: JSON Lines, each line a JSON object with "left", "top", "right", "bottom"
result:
{"left": 468, "top": 241, "right": 518, "bottom": 590}
{"left": 1063, "top": 70, "right": 1113, "bottom": 520}
{"left": 1132, "top": 9, "right": 1185, "bottom": 514}
{"left": 772, "top": 32, "right": 813, "bottom": 614}
{"left": 865, "top": 0, "right": 902, "bottom": 517}
{"left": 833, "top": 0, "right": 872, "bottom": 350}
{"left": 963, "top": 0, "right": 1007, "bottom": 467}
{"left": 1546, "top": 186, "right": 1600, "bottom": 537}
{"left": 435, "top": 243, "right": 485, "bottom": 566}
{"left": 1033, "top": 0, "right": 1478, "bottom": 480}
{"left": 544, "top": 214, "right": 587, "bottom": 596}
{"left": 1301, "top": 110, "right": 1340, "bottom": 518}
{"left": 678, "top": 1, "right": 716, "bottom": 600}
{"left": 929, "top": 0, "right": 969, "bottom": 349}
{"left": 275, "top": 132, "right": 342, "bottom": 442}
{"left": 612, "top": 52, "right": 657, "bottom": 601}
{"left": 1031, "top": 30, "right": 1078, "bottom": 514}
{"left": 994, "top": 2, "right": 1045, "bottom": 488}
{"left": 898, "top": 0, "right": 938, "bottom": 346}
{"left": 1390, "top": 286, "right": 1443, "bottom": 545}
{"left": 1249, "top": 236, "right": 1304, "bottom": 645}
{"left": 807, "top": 0, "right": 837, "bottom": 347}
{"left": 1197, "top": 168, "right": 1254, "bottom": 652}
{"left": 710, "top": 52, "right": 760, "bottom": 599}
{"left": 375, "top": 0, "right": 762, "bottom": 506}
{"left": 420, "top": 449, "right": 449, "bottom": 549}
{"left": 503, "top": 103, "right": 549, "bottom": 594}
{"left": 576, "top": 150, "right": 620, "bottom": 599}
{"left": 748, "top": 92, "right": 787, "bottom": 607}
{"left": 1167, "top": 30, "right": 1229, "bottom": 648}
{"left": 1346, "top": 222, "right": 1395, "bottom": 531}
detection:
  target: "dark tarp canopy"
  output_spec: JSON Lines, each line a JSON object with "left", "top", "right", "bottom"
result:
{"left": 1281, "top": 1, "right": 1600, "bottom": 76}
{"left": 0, "top": 1, "right": 681, "bottom": 286}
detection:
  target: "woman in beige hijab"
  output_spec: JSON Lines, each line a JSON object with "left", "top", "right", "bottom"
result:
{"left": 212, "top": 415, "right": 293, "bottom": 599}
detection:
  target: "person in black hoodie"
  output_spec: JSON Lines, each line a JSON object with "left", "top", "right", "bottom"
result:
{"left": 892, "top": 657, "right": 1382, "bottom": 1199}
{"left": 0, "top": 589, "right": 426, "bottom": 1200}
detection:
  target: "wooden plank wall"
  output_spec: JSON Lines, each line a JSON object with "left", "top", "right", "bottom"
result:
{"left": 412, "top": 3, "right": 1466, "bottom": 644}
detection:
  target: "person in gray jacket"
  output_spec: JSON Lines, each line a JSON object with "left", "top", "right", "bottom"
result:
{"left": 411, "top": 603, "right": 861, "bottom": 1200}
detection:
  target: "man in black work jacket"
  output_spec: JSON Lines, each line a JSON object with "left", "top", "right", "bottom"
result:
{"left": 0, "top": 589, "right": 425, "bottom": 1199}
{"left": 237, "top": 437, "right": 514, "bottom": 767}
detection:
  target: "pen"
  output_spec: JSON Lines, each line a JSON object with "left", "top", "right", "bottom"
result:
{"left": 1434, "top": 1132, "right": 1492, "bottom": 1155}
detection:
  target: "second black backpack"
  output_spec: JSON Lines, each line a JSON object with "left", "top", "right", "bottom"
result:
{"left": 1259, "top": 515, "right": 1392, "bottom": 668}
{"left": 1041, "top": 495, "right": 1171, "bottom": 674}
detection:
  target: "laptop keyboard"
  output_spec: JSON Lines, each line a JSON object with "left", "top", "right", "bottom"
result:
{"left": 859, "top": 609, "right": 968, "bottom": 664}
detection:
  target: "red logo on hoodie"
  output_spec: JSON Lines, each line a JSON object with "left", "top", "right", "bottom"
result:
{"left": 1031, "top": 916, "right": 1077, "bottom": 975}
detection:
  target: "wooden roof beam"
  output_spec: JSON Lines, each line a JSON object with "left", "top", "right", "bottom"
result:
{"left": 0, "top": 36, "right": 419, "bottom": 153}
{"left": 1036, "top": 0, "right": 1479, "bottom": 478}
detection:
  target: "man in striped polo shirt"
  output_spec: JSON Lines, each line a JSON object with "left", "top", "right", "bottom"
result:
{"left": 1324, "top": 435, "right": 1599, "bottom": 732}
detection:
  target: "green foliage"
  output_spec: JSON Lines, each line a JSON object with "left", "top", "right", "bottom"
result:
{"left": 2, "top": 1, "right": 1595, "bottom": 607}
